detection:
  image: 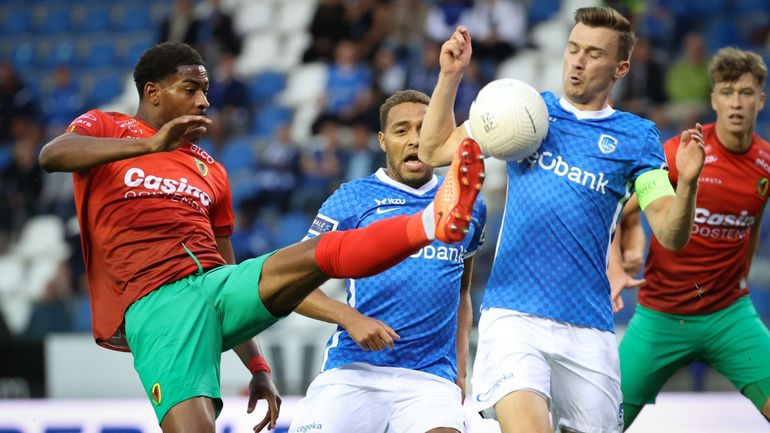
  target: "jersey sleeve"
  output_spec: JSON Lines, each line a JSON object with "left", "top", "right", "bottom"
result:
{"left": 210, "top": 167, "right": 235, "bottom": 237}
{"left": 629, "top": 125, "right": 668, "bottom": 182}
{"left": 464, "top": 193, "right": 488, "bottom": 259}
{"left": 67, "top": 110, "right": 113, "bottom": 137}
{"left": 304, "top": 182, "right": 362, "bottom": 240}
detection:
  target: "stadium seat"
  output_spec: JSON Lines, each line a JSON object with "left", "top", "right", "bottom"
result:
{"left": 79, "top": 6, "right": 113, "bottom": 34}
{"left": 250, "top": 104, "right": 293, "bottom": 137}
{"left": 45, "top": 39, "right": 77, "bottom": 68}
{"left": 116, "top": 5, "right": 153, "bottom": 32}
{"left": 531, "top": 19, "right": 570, "bottom": 56}
{"left": 1, "top": 8, "right": 33, "bottom": 36}
{"left": 288, "top": 101, "right": 321, "bottom": 143}
{"left": 277, "top": 62, "right": 328, "bottom": 108}
{"left": 235, "top": 32, "right": 280, "bottom": 76}
{"left": 496, "top": 50, "right": 541, "bottom": 89}
{"left": 126, "top": 37, "right": 154, "bottom": 67}
{"left": 38, "top": 7, "right": 72, "bottom": 34}
{"left": 703, "top": 17, "right": 741, "bottom": 53}
{"left": 10, "top": 40, "right": 35, "bottom": 69}
{"left": 273, "top": 32, "right": 312, "bottom": 72}
{"left": 234, "top": 2, "right": 273, "bottom": 35}
{"left": 526, "top": 0, "right": 560, "bottom": 25}
{"left": 734, "top": 0, "right": 767, "bottom": 14}
{"left": 274, "top": 0, "right": 316, "bottom": 33}
{"left": 83, "top": 41, "right": 118, "bottom": 69}
{"left": 219, "top": 135, "right": 258, "bottom": 173}
{"left": 272, "top": 211, "right": 311, "bottom": 249}
{"left": 12, "top": 215, "right": 69, "bottom": 260}
{"left": 248, "top": 71, "right": 287, "bottom": 103}
{"left": 89, "top": 74, "right": 123, "bottom": 106}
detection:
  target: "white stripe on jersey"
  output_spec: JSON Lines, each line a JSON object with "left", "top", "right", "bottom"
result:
{"left": 322, "top": 331, "right": 343, "bottom": 371}
{"left": 348, "top": 279, "right": 357, "bottom": 308}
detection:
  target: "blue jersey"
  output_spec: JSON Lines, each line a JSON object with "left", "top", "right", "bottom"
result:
{"left": 305, "top": 169, "right": 487, "bottom": 382}
{"left": 478, "top": 92, "right": 666, "bottom": 332}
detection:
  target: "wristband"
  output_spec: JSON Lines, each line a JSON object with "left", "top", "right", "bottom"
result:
{"left": 247, "top": 355, "right": 271, "bottom": 374}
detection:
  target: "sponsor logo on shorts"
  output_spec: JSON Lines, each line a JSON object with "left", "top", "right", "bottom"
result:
{"left": 151, "top": 383, "right": 162, "bottom": 406}
{"left": 475, "top": 372, "right": 515, "bottom": 403}
{"left": 194, "top": 157, "right": 208, "bottom": 177}
{"left": 308, "top": 214, "right": 338, "bottom": 237}
{"left": 291, "top": 423, "right": 322, "bottom": 432}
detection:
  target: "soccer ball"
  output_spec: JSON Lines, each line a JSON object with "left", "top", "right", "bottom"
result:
{"left": 468, "top": 78, "right": 549, "bottom": 161}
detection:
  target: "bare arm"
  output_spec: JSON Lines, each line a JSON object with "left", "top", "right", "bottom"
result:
{"left": 608, "top": 212, "right": 645, "bottom": 312}
{"left": 456, "top": 257, "right": 474, "bottom": 400}
{"left": 418, "top": 26, "right": 473, "bottom": 167}
{"left": 38, "top": 115, "right": 210, "bottom": 173}
{"left": 295, "top": 288, "right": 400, "bottom": 351}
{"left": 619, "top": 195, "right": 645, "bottom": 274}
{"left": 643, "top": 125, "right": 705, "bottom": 251}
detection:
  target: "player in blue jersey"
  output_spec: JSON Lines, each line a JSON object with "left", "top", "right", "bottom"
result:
{"left": 288, "top": 90, "right": 487, "bottom": 433}
{"left": 418, "top": 7, "right": 705, "bottom": 433}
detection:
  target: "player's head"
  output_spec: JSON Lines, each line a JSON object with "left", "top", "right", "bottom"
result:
{"left": 378, "top": 90, "right": 433, "bottom": 188}
{"left": 709, "top": 47, "right": 767, "bottom": 135}
{"left": 563, "top": 7, "right": 636, "bottom": 108}
{"left": 133, "top": 42, "right": 209, "bottom": 122}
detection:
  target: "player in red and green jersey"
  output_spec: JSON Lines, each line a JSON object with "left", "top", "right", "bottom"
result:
{"left": 38, "top": 42, "right": 485, "bottom": 433}
{"left": 612, "top": 47, "right": 770, "bottom": 429}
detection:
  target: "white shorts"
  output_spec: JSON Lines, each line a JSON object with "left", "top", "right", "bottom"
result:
{"left": 288, "top": 363, "right": 466, "bottom": 433}
{"left": 470, "top": 308, "right": 623, "bottom": 433}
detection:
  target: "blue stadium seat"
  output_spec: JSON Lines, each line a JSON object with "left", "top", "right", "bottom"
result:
{"left": 703, "top": 17, "right": 741, "bottom": 53}
{"left": 116, "top": 5, "right": 153, "bottom": 32}
{"left": 89, "top": 74, "right": 123, "bottom": 106}
{"left": 250, "top": 105, "right": 293, "bottom": 137}
{"left": 38, "top": 8, "right": 72, "bottom": 34}
{"left": 126, "top": 37, "right": 154, "bottom": 67}
{"left": 1, "top": 8, "right": 33, "bottom": 36}
{"left": 11, "top": 41, "right": 35, "bottom": 69}
{"left": 249, "top": 71, "right": 287, "bottom": 103}
{"left": 750, "top": 289, "right": 770, "bottom": 322}
{"left": 45, "top": 39, "right": 77, "bottom": 68}
{"left": 735, "top": 0, "right": 768, "bottom": 14}
{"left": 219, "top": 135, "right": 257, "bottom": 173}
{"left": 272, "top": 211, "right": 311, "bottom": 248}
{"left": 527, "top": 0, "right": 560, "bottom": 25}
{"left": 83, "top": 41, "right": 118, "bottom": 69}
{"left": 79, "top": 6, "right": 113, "bottom": 34}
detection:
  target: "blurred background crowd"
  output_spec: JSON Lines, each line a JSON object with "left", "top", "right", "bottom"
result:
{"left": 2, "top": 0, "right": 770, "bottom": 396}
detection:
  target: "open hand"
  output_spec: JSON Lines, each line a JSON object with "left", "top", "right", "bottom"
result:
{"left": 675, "top": 123, "right": 706, "bottom": 186}
{"left": 247, "top": 371, "right": 282, "bottom": 432}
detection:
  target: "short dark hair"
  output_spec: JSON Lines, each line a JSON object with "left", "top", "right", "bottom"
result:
{"left": 574, "top": 7, "right": 637, "bottom": 61}
{"left": 709, "top": 47, "right": 768, "bottom": 89}
{"left": 379, "top": 90, "right": 431, "bottom": 131}
{"left": 133, "top": 42, "right": 205, "bottom": 99}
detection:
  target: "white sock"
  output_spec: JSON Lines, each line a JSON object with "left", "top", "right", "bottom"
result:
{"left": 422, "top": 202, "right": 435, "bottom": 241}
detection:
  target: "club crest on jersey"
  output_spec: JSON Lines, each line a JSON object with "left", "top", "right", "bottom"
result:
{"left": 151, "top": 383, "right": 162, "bottom": 405}
{"left": 759, "top": 178, "right": 769, "bottom": 197}
{"left": 597, "top": 134, "right": 618, "bottom": 154}
{"left": 194, "top": 158, "right": 208, "bottom": 177}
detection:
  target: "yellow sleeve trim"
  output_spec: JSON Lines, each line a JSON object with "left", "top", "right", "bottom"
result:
{"left": 635, "top": 169, "right": 675, "bottom": 211}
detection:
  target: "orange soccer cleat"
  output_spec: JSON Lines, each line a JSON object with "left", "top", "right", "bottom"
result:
{"left": 434, "top": 138, "right": 485, "bottom": 243}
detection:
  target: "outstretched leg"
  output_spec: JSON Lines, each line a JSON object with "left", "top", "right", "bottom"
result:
{"left": 259, "top": 138, "right": 485, "bottom": 316}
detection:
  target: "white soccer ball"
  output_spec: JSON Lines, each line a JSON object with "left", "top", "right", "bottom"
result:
{"left": 468, "top": 78, "right": 549, "bottom": 161}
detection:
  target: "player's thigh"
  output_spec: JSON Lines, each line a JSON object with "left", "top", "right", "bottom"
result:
{"left": 161, "top": 397, "right": 216, "bottom": 433}
{"left": 702, "top": 297, "right": 770, "bottom": 410}
{"left": 125, "top": 278, "right": 223, "bottom": 424}
{"left": 470, "top": 309, "right": 552, "bottom": 419}
{"left": 494, "top": 390, "right": 550, "bottom": 433}
{"left": 198, "top": 254, "right": 282, "bottom": 351}
{"left": 258, "top": 236, "right": 329, "bottom": 316}
{"left": 288, "top": 377, "right": 389, "bottom": 433}
{"left": 389, "top": 374, "right": 465, "bottom": 433}
{"left": 550, "top": 324, "right": 623, "bottom": 433}
{"left": 619, "top": 305, "right": 698, "bottom": 407}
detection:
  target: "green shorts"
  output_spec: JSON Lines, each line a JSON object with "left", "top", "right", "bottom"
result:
{"left": 124, "top": 252, "right": 280, "bottom": 424}
{"left": 619, "top": 296, "right": 770, "bottom": 410}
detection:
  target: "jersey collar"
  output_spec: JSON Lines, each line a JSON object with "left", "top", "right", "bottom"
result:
{"left": 375, "top": 168, "right": 438, "bottom": 196}
{"left": 559, "top": 96, "right": 616, "bottom": 120}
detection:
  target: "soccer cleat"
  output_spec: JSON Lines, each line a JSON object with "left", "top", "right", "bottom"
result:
{"left": 434, "top": 138, "right": 485, "bottom": 243}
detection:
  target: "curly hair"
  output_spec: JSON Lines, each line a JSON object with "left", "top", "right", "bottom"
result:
{"left": 132, "top": 42, "right": 205, "bottom": 99}
{"left": 709, "top": 47, "right": 768, "bottom": 89}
